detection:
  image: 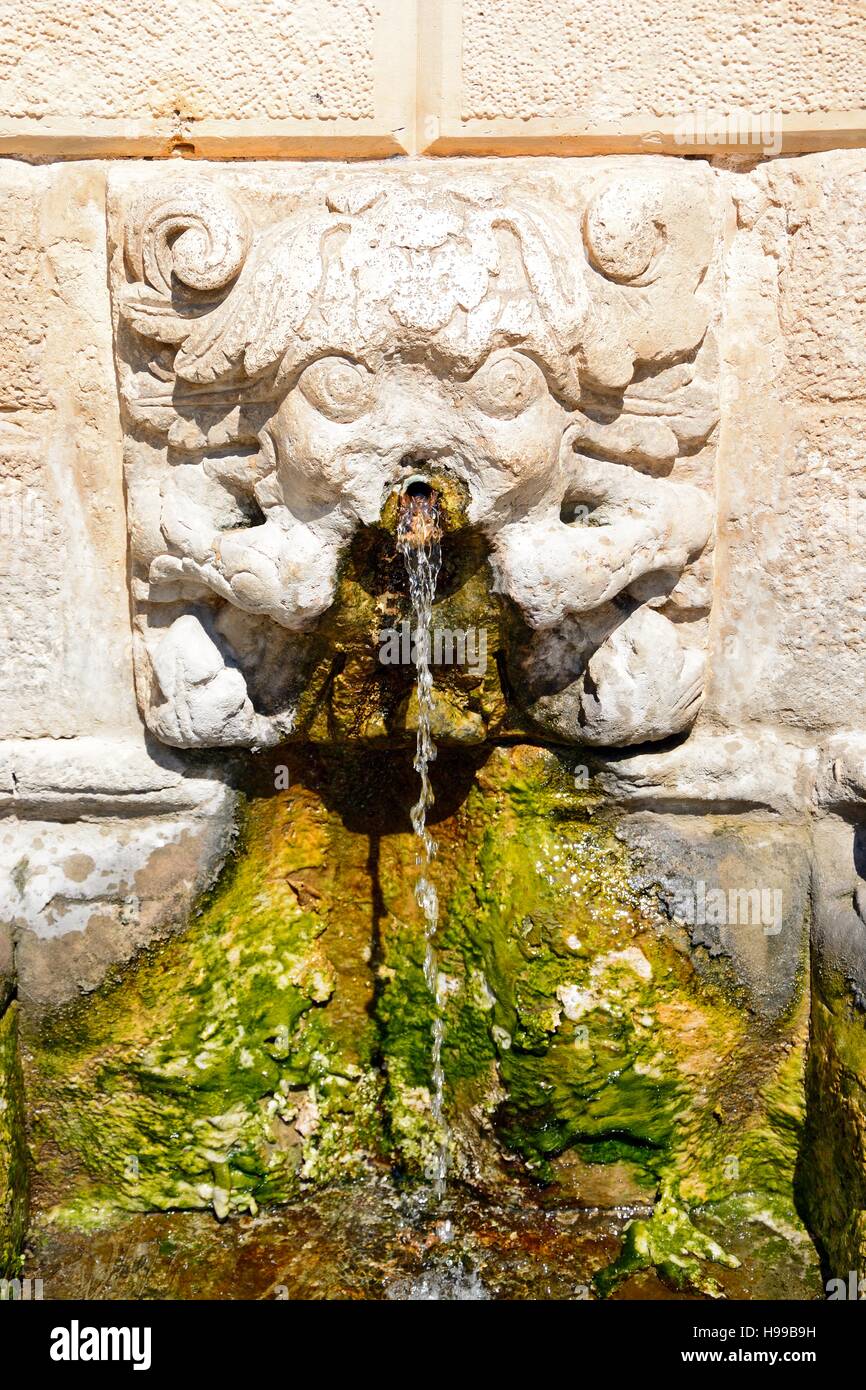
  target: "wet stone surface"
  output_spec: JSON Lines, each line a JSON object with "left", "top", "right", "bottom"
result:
{"left": 26, "top": 1180, "right": 821, "bottom": 1302}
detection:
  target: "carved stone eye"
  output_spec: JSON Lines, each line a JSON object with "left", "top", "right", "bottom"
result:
{"left": 468, "top": 352, "right": 546, "bottom": 420}
{"left": 583, "top": 181, "right": 664, "bottom": 284}
{"left": 298, "top": 356, "right": 374, "bottom": 422}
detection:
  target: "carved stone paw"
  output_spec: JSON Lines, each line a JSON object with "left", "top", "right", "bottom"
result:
{"left": 147, "top": 615, "right": 275, "bottom": 748}
{"left": 579, "top": 608, "right": 705, "bottom": 745}
{"left": 528, "top": 607, "right": 705, "bottom": 747}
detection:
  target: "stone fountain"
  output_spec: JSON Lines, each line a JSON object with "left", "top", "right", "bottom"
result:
{"left": 1, "top": 24, "right": 865, "bottom": 1299}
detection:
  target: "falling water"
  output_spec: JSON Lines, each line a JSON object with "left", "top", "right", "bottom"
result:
{"left": 386, "top": 483, "right": 491, "bottom": 1300}
{"left": 397, "top": 485, "right": 449, "bottom": 1201}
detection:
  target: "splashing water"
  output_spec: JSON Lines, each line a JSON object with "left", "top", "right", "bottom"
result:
{"left": 386, "top": 1262, "right": 490, "bottom": 1301}
{"left": 397, "top": 487, "right": 449, "bottom": 1201}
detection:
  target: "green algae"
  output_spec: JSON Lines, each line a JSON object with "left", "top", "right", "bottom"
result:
{"left": 373, "top": 744, "right": 814, "bottom": 1293}
{"left": 595, "top": 1195, "right": 738, "bottom": 1298}
{"left": 800, "top": 967, "right": 866, "bottom": 1278}
{"left": 595, "top": 1038, "right": 815, "bottom": 1297}
{"left": 26, "top": 784, "right": 383, "bottom": 1226}
{"left": 0, "top": 1002, "right": 29, "bottom": 1275}
{"left": 24, "top": 743, "right": 816, "bottom": 1296}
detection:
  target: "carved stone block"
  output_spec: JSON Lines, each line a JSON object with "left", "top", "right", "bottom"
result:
{"left": 108, "top": 161, "right": 722, "bottom": 749}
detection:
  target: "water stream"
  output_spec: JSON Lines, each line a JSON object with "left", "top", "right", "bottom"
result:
{"left": 397, "top": 485, "right": 449, "bottom": 1203}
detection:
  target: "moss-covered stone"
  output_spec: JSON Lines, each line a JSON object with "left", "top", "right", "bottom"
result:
{"left": 25, "top": 776, "right": 384, "bottom": 1226}
{"left": 0, "top": 1002, "right": 29, "bottom": 1275}
{"left": 371, "top": 744, "right": 814, "bottom": 1292}
{"left": 273, "top": 475, "right": 514, "bottom": 746}
{"left": 25, "top": 743, "right": 816, "bottom": 1294}
{"left": 800, "top": 967, "right": 866, "bottom": 1279}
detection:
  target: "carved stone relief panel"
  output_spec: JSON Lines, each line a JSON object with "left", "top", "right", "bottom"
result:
{"left": 108, "top": 160, "right": 722, "bottom": 749}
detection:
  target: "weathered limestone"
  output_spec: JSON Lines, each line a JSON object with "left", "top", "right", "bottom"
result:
{"left": 0, "top": 162, "right": 136, "bottom": 741}
{"left": 619, "top": 815, "right": 809, "bottom": 1022}
{"left": 0, "top": 731, "right": 237, "bottom": 1016}
{"left": 707, "top": 152, "right": 866, "bottom": 738}
{"left": 0, "top": 0, "right": 415, "bottom": 158}
{"left": 5, "top": 790, "right": 236, "bottom": 1015}
{"left": 0, "top": 164, "right": 242, "bottom": 1022}
{"left": 2, "top": 2, "right": 864, "bottom": 159}
{"left": 419, "top": 0, "right": 866, "bottom": 155}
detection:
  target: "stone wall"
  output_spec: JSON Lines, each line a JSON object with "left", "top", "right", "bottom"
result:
{"left": 2, "top": 0, "right": 866, "bottom": 1288}
{"left": 420, "top": 0, "right": 866, "bottom": 152}
{"left": 0, "top": 2, "right": 864, "bottom": 157}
